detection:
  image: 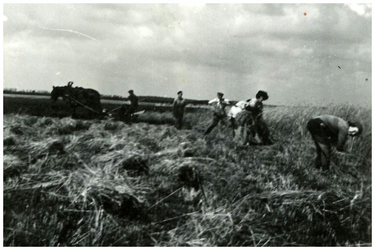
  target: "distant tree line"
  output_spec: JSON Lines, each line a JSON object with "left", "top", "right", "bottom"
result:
{"left": 3, "top": 89, "right": 211, "bottom": 105}
{"left": 3, "top": 89, "right": 277, "bottom": 107}
{"left": 3, "top": 89, "right": 50, "bottom": 96}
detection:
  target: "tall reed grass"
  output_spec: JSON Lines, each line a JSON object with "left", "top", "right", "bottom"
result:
{"left": 3, "top": 103, "right": 371, "bottom": 246}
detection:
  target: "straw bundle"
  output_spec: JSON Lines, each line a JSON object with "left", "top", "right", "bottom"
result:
{"left": 3, "top": 154, "right": 28, "bottom": 179}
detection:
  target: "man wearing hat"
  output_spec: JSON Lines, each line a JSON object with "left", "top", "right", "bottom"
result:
{"left": 128, "top": 90, "right": 138, "bottom": 110}
{"left": 204, "top": 92, "right": 230, "bottom": 135}
{"left": 119, "top": 89, "right": 139, "bottom": 123}
{"left": 173, "top": 91, "right": 187, "bottom": 129}
{"left": 244, "top": 90, "right": 273, "bottom": 145}
{"left": 307, "top": 115, "right": 363, "bottom": 170}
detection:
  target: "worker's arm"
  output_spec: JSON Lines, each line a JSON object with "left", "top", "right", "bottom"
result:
{"left": 208, "top": 98, "right": 217, "bottom": 105}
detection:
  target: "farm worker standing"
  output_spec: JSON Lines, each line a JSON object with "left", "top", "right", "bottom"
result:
{"left": 245, "top": 90, "right": 273, "bottom": 145}
{"left": 172, "top": 91, "right": 187, "bottom": 129}
{"left": 307, "top": 115, "right": 363, "bottom": 170}
{"left": 126, "top": 89, "right": 139, "bottom": 121}
{"left": 120, "top": 89, "right": 138, "bottom": 122}
{"left": 204, "top": 92, "right": 231, "bottom": 135}
{"left": 128, "top": 90, "right": 139, "bottom": 111}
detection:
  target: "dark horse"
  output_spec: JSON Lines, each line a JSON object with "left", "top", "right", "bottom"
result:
{"left": 51, "top": 82, "right": 102, "bottom": 118}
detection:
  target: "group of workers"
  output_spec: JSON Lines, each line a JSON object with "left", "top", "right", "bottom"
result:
{"left": 120, "top": 89, "right": 363, "bottom": 171}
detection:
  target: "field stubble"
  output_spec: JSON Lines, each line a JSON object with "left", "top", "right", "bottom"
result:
{"left": 3, "top": 103, "right": 372, "bottom": 246}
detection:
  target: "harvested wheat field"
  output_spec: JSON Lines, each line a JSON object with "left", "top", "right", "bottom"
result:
{"left": 3, "top": 104, "right": 371, "bottom": 246}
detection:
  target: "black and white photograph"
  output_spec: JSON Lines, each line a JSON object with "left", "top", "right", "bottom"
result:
{"left": 2, "top": 3, "right": 372, "bottom": 246}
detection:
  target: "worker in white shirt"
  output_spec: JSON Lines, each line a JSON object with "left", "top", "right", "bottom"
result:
{"left": 204, "top": 92, "right": 231, "bottom": 135}
{"left": 228, "top": 90, "right": 273, "bottom": 145}
{"left": 228, "top": 99, "right": 256, "bottom": 144}
{"left": 228, "top": 100, "right": 248, "bottom": 119}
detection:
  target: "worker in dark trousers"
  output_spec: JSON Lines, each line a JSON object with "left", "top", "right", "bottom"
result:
{"left": 119, "top": 89, "right": 138, "bottom": 123}
{"left": 173, "top": 91, "right": 187, "bottom": 129}
{"left": 307, "top": 115, "right": 363, "bottom": 170}
{"left": 204, "top": 92, "right": 230, "bottom": 135}
{"left": 245, "top": 90, "right": 273, "bottom": 145}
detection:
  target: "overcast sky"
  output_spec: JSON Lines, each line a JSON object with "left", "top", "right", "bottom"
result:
{"left": 3, "top": 3, "right": 372, "bottom": 106}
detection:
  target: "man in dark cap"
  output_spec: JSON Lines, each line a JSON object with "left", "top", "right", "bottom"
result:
{"left": 119, "top": 89, "right": 139, "bottom": 123}
{"left": 173, "top": 91, "right": 187, "bottom": 129}
{"left": 244, "top": 90, "right": 273, "bottom": 145}
{"left": 204, "top": 92, "right": 230, "bottom": 135}
{"left": 128, "top": 90, "right": 138, "bottom": 110}
{"left": 307, "top": 115, "right": 363, "bottom": 170}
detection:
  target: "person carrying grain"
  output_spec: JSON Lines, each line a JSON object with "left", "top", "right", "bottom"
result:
{"left": 244, "top": 90, "right": 273, "bottom": 145}
{"left": 204, "top": 92, "right": 230, "bottom": 135}
{"left": 173, "top": 91, "right": 187, "bottom": 129}
{"left": 307, "top": 115, "right": 363, "bottom": 170}
{"left": 228, "top": 100, "right": 257, "bottom": 144}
